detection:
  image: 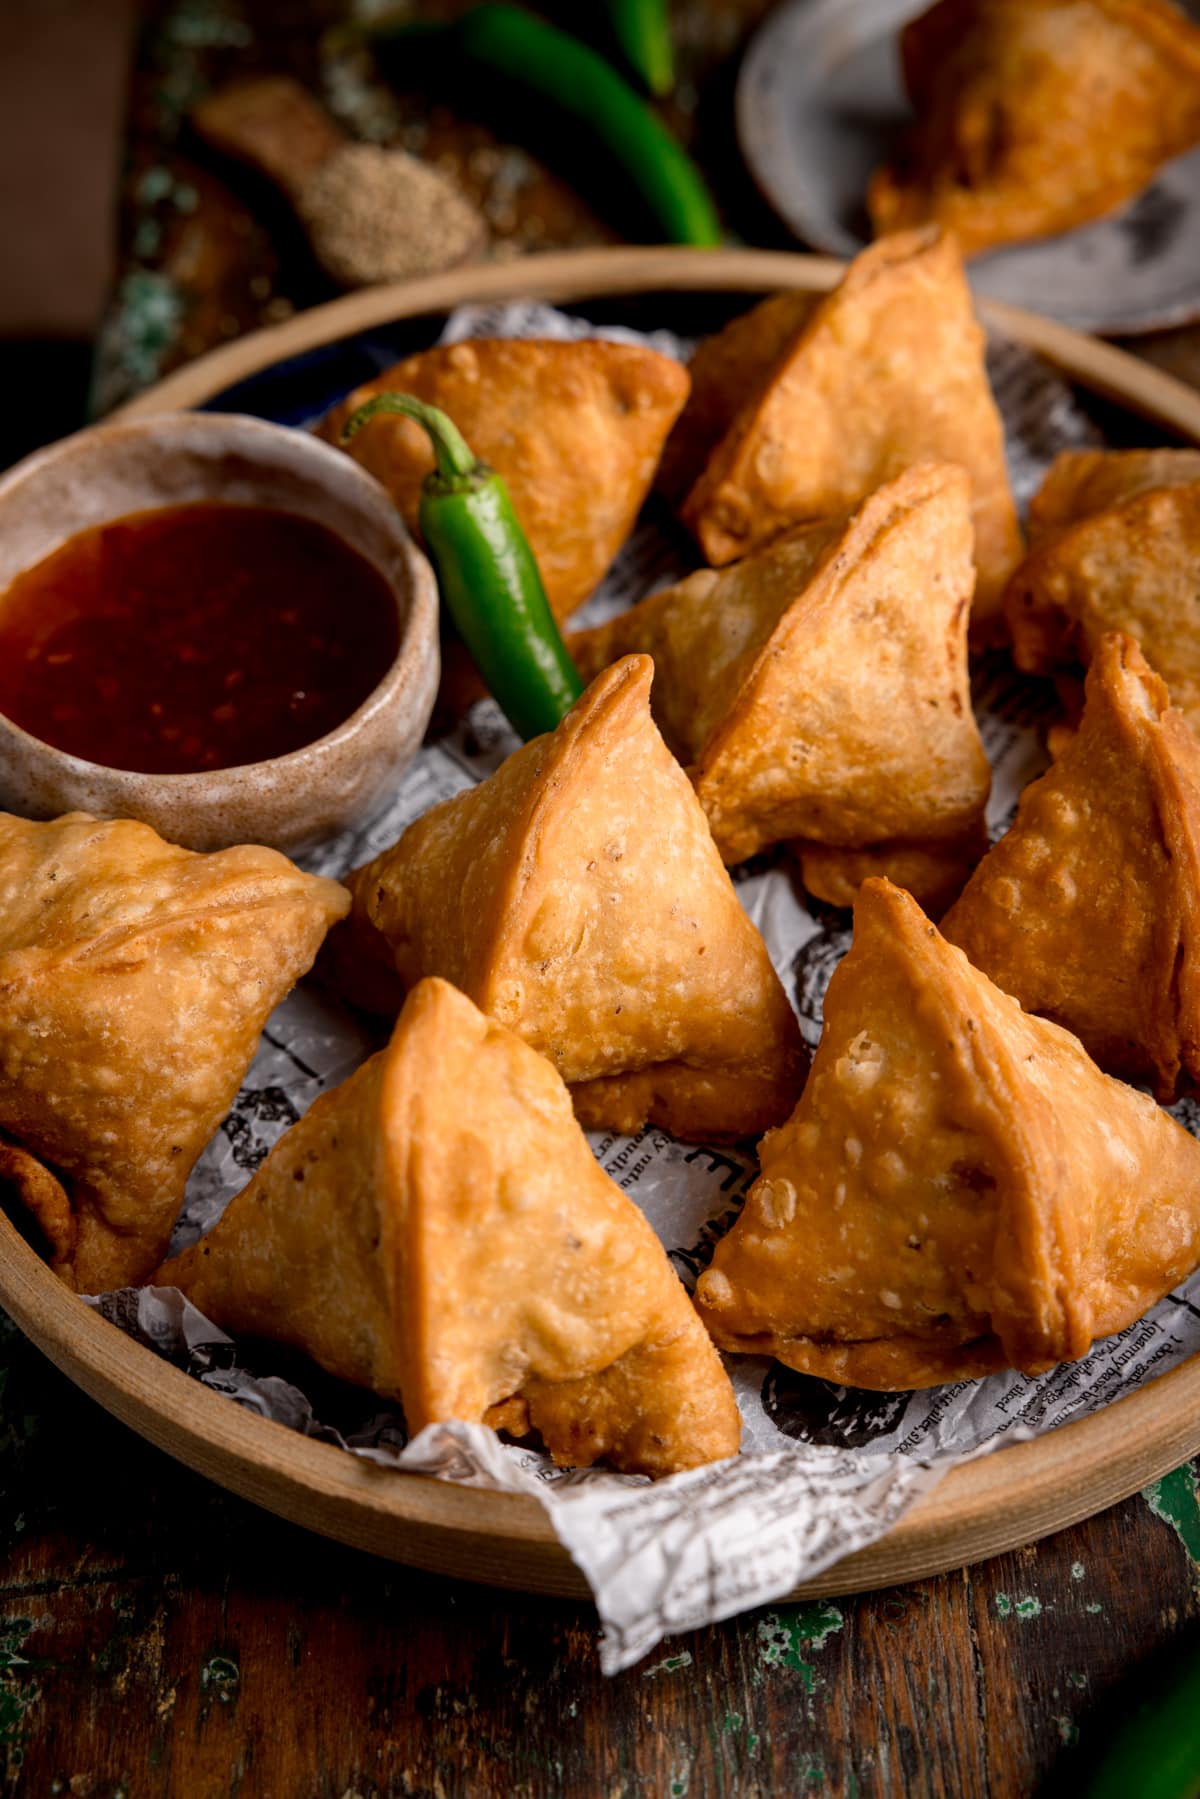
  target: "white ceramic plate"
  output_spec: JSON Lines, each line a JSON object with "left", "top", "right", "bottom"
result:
{"left": 737, "top": 0, "right": 1200, "bottom": 336}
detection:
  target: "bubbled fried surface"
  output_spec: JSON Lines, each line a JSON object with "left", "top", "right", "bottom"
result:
{"left": 1006, "top": 452, "right": 1200, "bottom": 736}
{"left": 0, "top": 811, "right": 348, "bottom": 1291}
{"left": 162, "top": 979, "right": 741, "bottom": 1478}
{"left": 319, "top": 337, "right": 689, "bottom": 625}
{"left": 943, "top": 635, "right": 1200, "bottom": 1100}
{"left": 696, "top": 879, "right": 1200, "bottom": 1389}
{"left": 339, "top": 658, "right": 806, "bottom": 1140}
{"left": 575, "top": 466, "right": 991, "bottom": 876}
{"left": 868, "top": 0, "right": 1200, "bottom": 259}
{"left": 680, "top": 230, "right": 1023, "bottom": 634}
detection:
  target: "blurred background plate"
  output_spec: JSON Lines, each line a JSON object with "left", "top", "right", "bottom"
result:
{"left": 737, "top": 0, "right": 1200, "bottom": 336}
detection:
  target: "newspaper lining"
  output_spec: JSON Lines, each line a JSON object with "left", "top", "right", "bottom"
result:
{"left": 87, "top": 301, "right": 1200, "bottom": 1676}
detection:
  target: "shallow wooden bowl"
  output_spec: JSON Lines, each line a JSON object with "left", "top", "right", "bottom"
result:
{"left": 5, "top": 246, "right": 1200, "bottom": 1601}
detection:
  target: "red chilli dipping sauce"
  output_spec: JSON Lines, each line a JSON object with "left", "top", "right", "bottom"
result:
{"left": 0, "top": 503, "right": 401, "bottom": 775}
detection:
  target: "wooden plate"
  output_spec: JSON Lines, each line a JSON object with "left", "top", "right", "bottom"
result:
{"left": 9, "top": 246, "right": 1200, "bottom": 1602}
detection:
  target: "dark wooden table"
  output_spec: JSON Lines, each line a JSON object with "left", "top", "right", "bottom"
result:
{"left": 6, "top": 3, "right": 1200, "bottom": 1793}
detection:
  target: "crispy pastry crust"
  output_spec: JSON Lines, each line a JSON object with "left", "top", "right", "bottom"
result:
{"left": 319, "top": 337, "right": 690, "bottom": 625}
{"left": 695, "top": 877, "right": 1200, "bottom": 1389}
{"left": 337, "top": 657, "right": 807, "bottom": 1139}
{"left": 574, "top": 465, "right": 991, "bottom": 886}
{"left": 0, "top": 812, "right": 348, "bottom": 1291}
{"left": 1005, "top": 450, "right": 1200, "bottom": 736}
{"left": 656, "top": 290, "right": 818, "bottom": 503}
{"left": 943, "top": 634, "right": 1200, "bottom": 1100}
{"left": 869, "top": 0, "right": 1200, "bottom": 258}
{"left": 680, "top": 229, "right": 1022, "bottom": 633}
{"left": 160, "top": 978, "right": 742, "bottom": 1478}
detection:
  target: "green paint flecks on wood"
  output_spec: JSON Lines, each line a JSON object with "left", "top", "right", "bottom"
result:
{"left": 1054, "top": 1716, "right": 1079, "bottom": 1747}
{"left": 716, "top": 1711, "right": 760, "bottom": 1758}
{"left": 757, "top": 1603, "right": 844, "bottom": 1691}
{"left": 995, "top": 1593, "right": 1042, "bottom": 1620}
{"left": 642, "top": 1651, "right": 693, "bottom": 1679}
{"left": 0, "top": 1618, "right": 41, "bottom": 1771}
{"left": 1071, "top": 1562, "right": 1086, "bottom": 1580}
{"left": 1143, "top": 1465, "right": 1200, "bottom": 1568}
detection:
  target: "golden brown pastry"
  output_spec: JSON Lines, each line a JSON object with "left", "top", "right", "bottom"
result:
{"left": 942, "top": 634, "right": 1200, "bottom": 1101}
{"left": 869, "top": 0, "right": 1200, "bottom": 258}
{"left": 656, "top": 290, "right": 818, "bottom": 502}
{"left": 320, "top": 337, "right": 690, "bottom": 625}
{"left": 680, "top": 228, "right": 1023, "bottom": 635}
{"left": 159, "top": 977, "right": 742, "bottom": 1477}
{"left": 337, "top": 656, "right": 806, "bottom": 1139}
{"left": 793, "top": 830, "right": 988, "bottom": 920}
{"left": 1026, "top": 446, "right": 1200, "bottom": 545}
{"left": 0, "top": 812, "right": 348, "bottom": 1292}
{"left": 695, "top": 878, "right": 1200, "bottom": 1390}
{"left": 1006, "top": 450, "right": 1200, "bottom": 733}
{"left": 573, "top": 465, "right": 991, "bottom": 895}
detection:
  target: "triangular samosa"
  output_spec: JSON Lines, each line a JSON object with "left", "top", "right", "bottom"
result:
{"left": 695, "top": 878, "right": 1200, "bottom": 1390}
{"left": 573, "top": 465, "right": 991, "bottom": 891}
{"left": 680, "top": 228, "right": 1023, "bottom": 634}
{"left": 868, "top": 0, "right": 1200, "bottom": 258}
{"left": 1026, "top": 447, "right": 1200, "bottom": 545}
{"left": 1006, "top": 449, "right": 1200, "bottom": 734}
{"left": 656, "top": 290, "right": 818, "bottom": 502}
{"left": 943, "top": 634, "right": 1200, "bottom": 1100}
{"left": 337, "top": 656, "right": 806, "bottom": 1139}
{"left": 0, "top": 812, "right": 348, "bottom": 1291}
{"left": 159, "top": 978, "right": 742, "bottom": 1477}
{"left": 320, "top": 337, "right": 690, "bottom": 625}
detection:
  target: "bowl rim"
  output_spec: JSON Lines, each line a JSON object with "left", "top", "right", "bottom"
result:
{"left": 0, "top": 408, "right": 439, "bottom": 787}
{"left": 9, "top": 244, "right": 1200, "bottom": 1607}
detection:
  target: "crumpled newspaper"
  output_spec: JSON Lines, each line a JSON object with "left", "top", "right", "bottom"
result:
{"left": 88, "top": 302, "right": 1200, "bottom": 1676}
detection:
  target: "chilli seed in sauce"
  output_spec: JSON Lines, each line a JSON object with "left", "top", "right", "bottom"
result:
{"left": 0, "top": 503, "right": 401, "bottom": 775}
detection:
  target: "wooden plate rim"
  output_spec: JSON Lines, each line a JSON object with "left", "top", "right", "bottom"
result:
{"left": 7, "top": 243, "right": 1197, "bottom": 1601}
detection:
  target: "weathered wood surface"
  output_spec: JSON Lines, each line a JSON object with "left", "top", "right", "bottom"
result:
{"left": 3, "top": 1305, "right": 1200, "bottom": 1796}
{"left": 6, "top": 2, "right": 1200, "bottom": 1793}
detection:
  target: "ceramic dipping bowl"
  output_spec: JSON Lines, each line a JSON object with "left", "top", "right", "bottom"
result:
{"left": 0, "top": 411, "right": 439, "bottom": 855}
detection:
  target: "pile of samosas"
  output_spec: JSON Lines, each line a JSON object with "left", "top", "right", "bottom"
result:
{"left": 5, "top": 222, "right": 1200, "bottom": 1479}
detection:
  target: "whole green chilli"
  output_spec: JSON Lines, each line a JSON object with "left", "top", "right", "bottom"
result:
{"left": 605, "top": 0, "right": 675, "bottom": 96}
{"left": 341, "top": 391, "right": 583, "bottom": 743}
{"left": 360, "top": 3, "right": 719, "bottom": 246}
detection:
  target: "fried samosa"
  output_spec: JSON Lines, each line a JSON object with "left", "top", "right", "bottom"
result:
{"left": 656, "top": 290, "right": 818, "bottom": 502}
{"left": 0, "top": 812, "right": 349, "bottom": 1292}
{"left": 942, "top": 634, "right": 1200, "bottom": 1100}
{"left": 680, "top": 228, "right": 1023, "bottom": 634}
{"left": 868, "top": 0, "right": 1200, "bottom": 259}
{"left": 695, "top": 878, "right": 1200, "bottom": 1390}
{"left": 159, "top": 978, "right": 742, "bottom": 1477}
{"left": 1006, "top": 450, "right": 1200, "bottom": 732}
{"left": 337, "top": 656, "right": 806, "bottom": 1138}
{"left": 320, "top": 337, "right": 689, "bottom": 624}
{"left": 1026, "top": 446, "right": 1200, "bottom": 544}
{"left": 572, "top": 465, "right": 991, "bottom": 892}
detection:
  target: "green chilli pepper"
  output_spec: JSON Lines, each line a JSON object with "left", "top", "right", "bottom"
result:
{"left": 605, "top": 0, "right": 675, "bottom": 96}
{"left": 362, "top": 3, "right": 719, "bottom": 247}
{"left": 342, "top": 392, "right": 583, "bottom": 743}
{"left": 1075, "top": 1634, "right": 1200, "bottom": 1799}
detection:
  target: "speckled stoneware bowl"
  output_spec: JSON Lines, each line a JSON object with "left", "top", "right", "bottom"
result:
{"left": 0, "top": 411, "right": 439, "bottom": 855}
